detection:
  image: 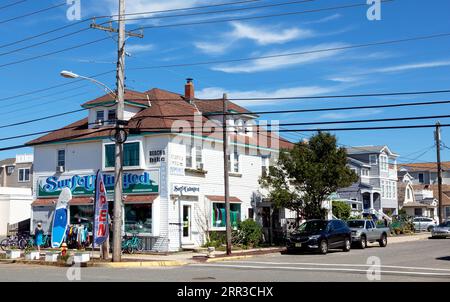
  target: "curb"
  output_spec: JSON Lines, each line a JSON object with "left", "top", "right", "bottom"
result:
{"left": 206, "top": 255, "right": 254, "bottom": 263}
{"left": 388, "top": 234, "right": 430, "bottom": 244}
{"left": 92, "top": 260, "right": 188, "bottom": 268}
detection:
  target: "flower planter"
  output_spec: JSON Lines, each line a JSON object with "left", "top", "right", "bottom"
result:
{"left": 6, "top": 250, "right": 21, "bottom": 259}
{"left": 45, "top": 252, "right": 60, "bottom": 262}
{"left": 74, "top": 252, "right": 90, "bottom": 263}
{"left": 25, "top": 251, "right": 40, "bottom": 260}
{"left": 207, "top": 247, "right": 216, "bottom": 258}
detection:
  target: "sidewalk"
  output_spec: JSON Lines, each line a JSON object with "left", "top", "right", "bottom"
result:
{"left": 388, "top": 232, "right": 430, "bottom": 244}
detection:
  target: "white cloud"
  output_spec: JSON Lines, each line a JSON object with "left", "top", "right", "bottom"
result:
{"left": 126, "top": 44, "right": 154, "bottom": 54}
{"left": 319, "top": 109, "right": 383, "bottom": 120}
{"left": 303, "top": 14, "right": 342, "bottom": 24}
{"left": 372, "top": 60, "right": 450, "bottom": 73}
{"left": 196, "top": 85, "right": 341, "bottom": 107}
{"left": 103, "top": 0, "right": 202, "bottom": 16}
{"left": 194, "top": 22, "right": 314, "bottom": 55}
{"left": 212, "top": 42, "right": 348, "bottom": 73}
{"left": 229, "top": 22, "right": 313, "bottom": 45}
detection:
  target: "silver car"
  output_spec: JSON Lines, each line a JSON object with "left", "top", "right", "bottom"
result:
{"left": 413, "top": 217, "right": 437, "bottom": 232}
{"left": 431, "top": 221, "right": 450, "bottom": 238}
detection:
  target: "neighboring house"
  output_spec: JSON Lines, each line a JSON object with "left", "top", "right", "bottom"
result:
{"left": 336, "top": 145, "right": 399, "bottom": 217}
{"left": 26, "top": 80, "right": 293, "bottom": 251}
{"left": 398, "top": 162, "right": 450, "bottom": 185}
{"left": 397, "top": 172, "right": 438, "bottom": 221}
{"left": 0, "top": 154, "right": 34, "bottom": 236}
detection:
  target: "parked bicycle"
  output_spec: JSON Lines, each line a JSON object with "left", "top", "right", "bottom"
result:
{"left": 0, "top": 234, "right": 28, "bottom": 250}
{"left": 26, "top": 234, "right": 51, "bottom": 249}
{"left": 121, "top": 233, "right": 144, "bottom": 254}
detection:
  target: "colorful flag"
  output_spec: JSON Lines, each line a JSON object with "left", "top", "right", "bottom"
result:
{"left": 93, "top": 170, "right": 109, "bottom": 247}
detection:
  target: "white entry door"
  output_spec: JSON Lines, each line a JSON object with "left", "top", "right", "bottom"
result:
{"left": 182, "top": 204, "right": 192, "bottom": 244}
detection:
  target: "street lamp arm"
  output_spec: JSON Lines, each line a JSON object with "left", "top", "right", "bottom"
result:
{"left": 78, "top": 75, "right": 117, "bottom": 101}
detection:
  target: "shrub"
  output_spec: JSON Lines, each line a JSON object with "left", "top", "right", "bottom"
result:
{"left": 236, "top": 219, "right": 263, "bottom": 248}
{"left": 204, "top": 231, "right": 226, "bottom": 248}
{"left": 332, "top": 201, "right": 351, "bottom": 220}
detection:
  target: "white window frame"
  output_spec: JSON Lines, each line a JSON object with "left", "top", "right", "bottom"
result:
{"left": 103, "top": 140, "right": 143, "bottom": 171}
{"left": 362, "top": 168, "right": 369, "bottom": 177}
{"left": 57, "top": 149, "right": 66, "bottom": 168}
{"left": 380, "top": 155, "right": 388, "bottom": 172}
{"left": 96, "top": 110, "right": 105, "bottom": 125}
{"left": 369, "top": 155, "right": 378, "bottom": 165}
{"left": 18, "top": 168, "right": 30, "bottom": 182}
{"left": 210, "top": 201, "right": 242, "bottom": 231}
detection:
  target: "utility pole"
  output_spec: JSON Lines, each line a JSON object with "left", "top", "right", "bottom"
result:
{"left": 435, "top": 122, "right": 444, "bottom": 224}
{"left": 90, "top": 0, "right": 143, "bottom": 262}
{"left": 222, "top": 93, "right": 232, "bottom": 255}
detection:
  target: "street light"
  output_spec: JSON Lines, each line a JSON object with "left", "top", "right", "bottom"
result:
{"left": 60, "top": 70, "right": 124, "bottom": 261}
{"left": 60, "top": 70, "right": 117, "bottom": 98}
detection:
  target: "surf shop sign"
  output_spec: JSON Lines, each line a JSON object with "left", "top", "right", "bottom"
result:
{"left": 37, "top": 170, "right": 159, "bottom": 197}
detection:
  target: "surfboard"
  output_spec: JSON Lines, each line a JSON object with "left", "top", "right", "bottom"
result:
{"left": 51, "top": 187, "right": 72, "bottom": 248}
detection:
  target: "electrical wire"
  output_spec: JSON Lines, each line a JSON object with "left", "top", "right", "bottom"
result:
{"left": 0, "top": 1, "right": 66, "bottom": 25}
{"left": 0, "top": 0, "right": 27, "bottom": 11}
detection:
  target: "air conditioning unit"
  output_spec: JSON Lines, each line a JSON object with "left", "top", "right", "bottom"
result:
{"left": 196, "top": 162, "right": 204, "bottom": 170}
{"left": 56, "top": 166, "right": 65, "bottom": 173}
{"left": 92, "top": 119, "right": 104, "bottom": 128}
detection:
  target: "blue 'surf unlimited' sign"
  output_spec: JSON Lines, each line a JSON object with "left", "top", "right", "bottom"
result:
{"left": 37, "top": 170, "right": 159, "bottom": 197}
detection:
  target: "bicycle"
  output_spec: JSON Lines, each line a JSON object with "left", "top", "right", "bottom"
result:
{"left": 25, "top": 234, "right": 51, "bottom": 249}
{"left": 121, "top": 233, "right": 144, "bottom": 254}
{"left": 0, "top": 235, "right": 27, "bottom": 251}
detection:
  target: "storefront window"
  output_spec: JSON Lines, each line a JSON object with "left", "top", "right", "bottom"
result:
{"left": 105, "top": 142, "right": 140, "bottom": 168}
{"left": 125, "top": 204, "right": 152, "bottom": 234}
{"left": 212, "top": 203, "right": 241, "bottom": 228}
{"left": 70, "top": 205, "right": 94, "bottom": 230}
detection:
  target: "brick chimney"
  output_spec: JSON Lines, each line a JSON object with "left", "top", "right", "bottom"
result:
{"left": 185, "top": 78, "right": 194, "bottom": 102}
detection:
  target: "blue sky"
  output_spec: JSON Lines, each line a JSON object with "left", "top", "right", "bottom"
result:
{"left": 0, "top": 0, "right": 450, "bottom": 164}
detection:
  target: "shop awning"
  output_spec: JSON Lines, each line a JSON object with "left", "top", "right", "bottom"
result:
{"left": 32, "top": 195, "right": 158, "bottom": 207}
{"left": 205, "top": 195, "right": 242, "bottom": 202}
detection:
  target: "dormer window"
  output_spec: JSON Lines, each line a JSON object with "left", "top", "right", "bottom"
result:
{"left": 108, "top": 109, "right": 117, "bottom": 125}
{"left": 96, "top": 110, "right": 105, "bottom": 125}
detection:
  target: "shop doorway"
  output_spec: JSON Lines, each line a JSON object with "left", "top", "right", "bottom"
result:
{"left": 182, "top": 204, "right": 192, "bottom": 244}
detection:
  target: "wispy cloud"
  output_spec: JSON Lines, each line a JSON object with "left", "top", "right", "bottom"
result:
{"left": 212, "top": 42, "right": 348, "bottom": 73}
{"left": 194, "top": 22, "right": 314, "bottom": 55}
{"left": 196, "top": 85, "right": 341, "bottom": 107}
{"left": 319, "top": 109, "right": 383, "bottom": 120}
{"left": 126, "top": 44, "right": 154, "bottom": 54}
{"left": 303, "top": 14, "right": 342, "bottom": 24}
{"left": 372, "top": 60, "right": 450, "bottom": 73}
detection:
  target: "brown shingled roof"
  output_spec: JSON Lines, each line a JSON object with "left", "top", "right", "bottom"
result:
{"left": 412, "top": 184, "right": 450, "bottom": 206}
{"left": 398, "top": 162, "right": 450, "bottom": 172}
{"left": 82, "top": 89, "right": 150, "bottom": 108}
{"left": 26, "top": 87, "right": 294, "bottom": 150}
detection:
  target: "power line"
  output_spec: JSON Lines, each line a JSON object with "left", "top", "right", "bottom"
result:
{"left": 129, "top": 32, "right": 450, "bottom": 71}
{"left": 0, "top": 1, "right": 66, "bottom": 25}
{"left": 3, "top": 2, "right": 447, "bottom": 70}
{"left": 120, "top": 0, "right": 316, "bottom": 23}
{"left": 0, "top": 0, "right": 264, "bottom": 50}
{"left": 0, "top": 0, "right": 27, "bottom": 11}
{"left": 131, "top": 0, "right": 393, "bottom": 31}
{"left": 0, "top": 69, "right": 115, "bottom": 102}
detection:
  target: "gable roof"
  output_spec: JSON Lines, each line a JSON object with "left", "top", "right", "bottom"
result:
{"left": 346, "top": 145, "right": 398, "bottom": 157}
{"left": 0, "top": 158, "right": 15, "bottom": 167}
{"left": 27, "top": 88, "right": 293, "bottom": 150}
{"left": 398, "top": 162, "right": 450, "bottom": 172}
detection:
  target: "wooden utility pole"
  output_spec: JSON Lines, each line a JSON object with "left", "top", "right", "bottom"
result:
{"left": 222, "top": 93, "right": 232, "bottom": 255}
{"left": 435, "top": 122, "right": 444, "bottom": 223}
{"left": 90, "top": 0, "right": 143, "bottom": 262}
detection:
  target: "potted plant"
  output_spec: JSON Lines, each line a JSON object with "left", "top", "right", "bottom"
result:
{"left": 6, "top": 249, "right": 22, "bottom": 259}
{"left": 45, "top": 249, "right": 61, "bottom": 262}
{"left": 24, "top": 246, "right": 40, "bottom": 260}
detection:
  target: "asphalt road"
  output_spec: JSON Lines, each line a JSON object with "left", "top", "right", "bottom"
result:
{"left": 1, "top": 238, "right": 450, "bottom": 282}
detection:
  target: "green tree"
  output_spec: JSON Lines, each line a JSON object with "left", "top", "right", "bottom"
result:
{"left": 260, "top": 132, "right": 358, "bottom": 220}
{"left": 332, "top": 201, "right": 352, "bottom": 220}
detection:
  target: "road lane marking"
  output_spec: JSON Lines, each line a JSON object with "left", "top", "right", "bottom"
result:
{"left": 193, "top": 264, "right": 450, "bottom": 277}
{"left": 221, "top": 261, "right": 450, "bottom": 272}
